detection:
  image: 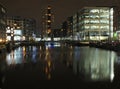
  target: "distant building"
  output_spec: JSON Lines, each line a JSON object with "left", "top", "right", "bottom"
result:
{"left": 23, "top": 18, "right": 36, "bottom": 41}
{"left": 67, "top": 16, "right": 73, "bottom": 37}
{"left": 42, "top": 6, "right": 54, "bottom": 40}
{"left": 73, "top": 12, "right": 79, "bottom": 40}
{"left": 6, "top": 16, "right": 24, "bottom": 42}
{"left": 0, "top": 3, "right": 6, "bottom": 43}
{"left": 6, "top": 16, "right": 36, "bottom": 42}
{"left": 79, "top": 7, "right": 114, "bottom": 41}
{"left": 53, "top": 29, "right": 61, "bottom": 37}
{"left": 61, "top": 21, "right": 68, "bottom": 38}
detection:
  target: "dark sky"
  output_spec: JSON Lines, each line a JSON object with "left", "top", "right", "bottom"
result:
{"left": 0, "top": 0, "right": 120, "bottom": 33}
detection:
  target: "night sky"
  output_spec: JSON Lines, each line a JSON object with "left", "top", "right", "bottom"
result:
{"left": 0, "top": 0, "right": 120, "bottom": 34}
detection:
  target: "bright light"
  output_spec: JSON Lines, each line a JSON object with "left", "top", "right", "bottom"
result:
{"left": 6, "top": 36, "right": 11, "bottom": 41}
{"left": 53, "top": 37, "right": 60, "bottom": 41}
{"left": 35, "top": 38, "right": 41, "bottom": 41}
{"left": 6, "top": 30, "right": 11, "bottom": 33}
{"left": 14, "top": 23, "right": 17, "bottom": 26}
{"left": 47, "top": 29, "right": 51, "bottom": 34}
{"left": 11, "top": 34, "right": 13, "bottom": 36}
{"left": 14, "top": 36, "right": 21, "bottom": 41}
{"left": 11, "top": 28, "right": 13, "bottom": 31}
{"left": 48, "top": 14, "right": 51, "bottom": 16}
{"left": 0, "top": 39, "right": 2, "bottom": 42}
{"left": 7, "top": 27, "right": 10, "bottom": 29}
{"left": 47, "top": 20, "right": 51, "bottom": 23}
{"left": 14, "top": 30, "right": 22, "bottom": 35}
{"left": 90, "top": 9, "right": 99, "bottom": 13}
{"left": 17, "top": 27, "right": 20, "bottom": 29}
{"left": 22, "top": 36, "right": 25, "bottom": 40}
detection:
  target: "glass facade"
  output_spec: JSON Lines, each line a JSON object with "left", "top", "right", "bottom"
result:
{"left": 79, "top": 7, "right": 114, "bottom": 41}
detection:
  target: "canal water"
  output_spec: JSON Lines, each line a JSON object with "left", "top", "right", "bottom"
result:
{"left": 0, "top": 42, "right": 120, "bottom": 89}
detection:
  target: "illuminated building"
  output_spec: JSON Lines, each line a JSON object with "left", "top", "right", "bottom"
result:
{"left": 6, "top": 16, "right": 36, "bottom": 42}
{"left": 0, "top": 3, "right": 6, "bottom": 43}
{"left": 78, "top": 7, "right": 114, "bottom": 41}
{"left": 6, "top": 16, "right": 24, "bottom": 42}
{"left": 42, "top": 6, "right": 54, "bottom": 40}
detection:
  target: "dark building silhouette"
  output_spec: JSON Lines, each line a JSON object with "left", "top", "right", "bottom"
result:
{"left": 53, "top": 29, "right": 61, "bottom": 37}
{"left": 0, "top": 3, "right": 6, "bottom": 44}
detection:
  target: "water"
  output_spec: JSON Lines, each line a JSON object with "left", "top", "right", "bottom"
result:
{"left": 0, "top": 43, "right": 120, "bottom": 89}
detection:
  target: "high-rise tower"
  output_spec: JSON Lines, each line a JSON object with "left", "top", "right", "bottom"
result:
{"left": 42, "top": 6, "right": 54, "bottom": 40}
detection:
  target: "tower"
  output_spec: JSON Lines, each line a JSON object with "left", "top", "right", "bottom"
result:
{"left": 42, "top": 6, "right": 54, "bottom": 41}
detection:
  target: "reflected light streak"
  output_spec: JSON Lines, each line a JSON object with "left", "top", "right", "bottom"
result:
{"left": 6, "top": 48, "right": 23, "bottom": 65}
{"left": 110, "top": 51, "right": 115, "bottom": 82}
{"left": 73, "top": 47, "right": 116, "bottom": 82}
{"left": 44, "top": 46, "right": 52, "bottom": 80}
{"left": 6, "top": 51, "right": 15, "bottom": 65}
{"left": 22, "top": 46, "right": 26, "bottom": 54}
{"left": 48, "top": 60, "right": 51, "bottom": 67}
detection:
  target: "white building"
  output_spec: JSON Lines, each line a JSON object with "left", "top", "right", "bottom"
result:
{"left": 79, "top": 7, "right": 114, "bottom": 41}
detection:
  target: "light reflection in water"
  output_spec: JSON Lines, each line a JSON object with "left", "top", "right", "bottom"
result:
{"left": 44, "top": 46, "right": 54, "bottom": 80}
{"left": 72, "top": 47, "right": 117, "bottom": 82}
{"left": 6, "top": 47, "right": 23, "bottom": 65}
{"left": 4, "top": 45, "right": 119, "bottom": 82}
{"left": 31, "top": 46, "right": 37, "bottom": 63}
{"left": 7, "top": 46, "right": 41, "bottom": 65}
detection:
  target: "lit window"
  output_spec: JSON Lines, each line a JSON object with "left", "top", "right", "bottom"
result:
{"left": 47, "top": 20, "right": 51, "bottom": 23}
{"left": 90, "top": 9, "right": 99, "bottom": 13}
{"left": 48, "top": 14, "right": 51, "bottom": 16}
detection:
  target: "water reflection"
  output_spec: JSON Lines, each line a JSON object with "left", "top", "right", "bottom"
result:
{"left": 1, "top": 43, "right": 120, "bottom": 88}
{"left": 59, "top": 46, "right": 118, "bottom": 82}
{"left": 72, "top": 47, "right": 117, "bottom": 82}
{"left": 6, "top": 47, "right": 23, "bottom": 65}
{"left": 44, "top": 46, "right": 54, "bottom": 80}
{"left": 5, "top": 46, "right": 55, "bottom": 80}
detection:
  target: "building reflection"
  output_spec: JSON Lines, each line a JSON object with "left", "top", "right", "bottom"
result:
{"left": 60, "top": 45, "right": 73, "bottom": 68}
{"left": 73, "top": 47, "right": 117, "bottom": 82}
{"left": 4, "top": 45, "right": 118, "bottom": 83}
{"left": 60, "top": 46, "right": 117, "bottom": 82}
{"left": 6, "top": 47, "right": 22, "bottom": 66}
{"left": 44, "top": 46, "right": 54, "bottom": 80}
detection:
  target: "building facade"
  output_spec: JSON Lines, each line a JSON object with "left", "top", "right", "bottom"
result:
{"left": 23, "top": 18, "right": 36, "bottom": 41}
{"left": 6, "top": 16, "right": 24, "bottom": 42}
{"left": 42, "top": 6, "right": 54, "bottom": 40}
{"left": 79, "top": 7, "right": 114, "bottom": 41}
{"left": 6, "top": 16, "right": 36, "bottom": 42}
{"left": 0, "top": 4, "right": 6, "bottom": 44}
